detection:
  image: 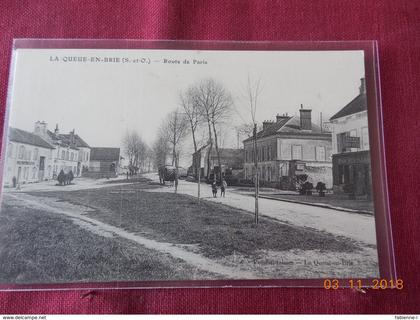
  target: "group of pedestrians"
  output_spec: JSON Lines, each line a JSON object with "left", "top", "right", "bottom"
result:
{"left": 211, "top": 179, "right": 228, "bottom": 198}
{"left": 57, "top": 169, "right": 74, "bottom": 186}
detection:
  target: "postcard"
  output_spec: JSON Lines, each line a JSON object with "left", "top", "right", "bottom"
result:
{"left": 0, "top": 40, "right": 393, "bottom": 287}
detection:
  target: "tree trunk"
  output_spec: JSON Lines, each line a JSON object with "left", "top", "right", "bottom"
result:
{"left": 206, "top": 119, "right": 213, "bottom": 181}
{"left": 174, "top": 152, "right": 179, "bottom": 194}
{"left": 172, "top": 112, "right": 177, "bottom": 166}
{"left": 253, "top": 123, "right": 259, "bottom": 224}
{"left": 212, "top": 121, "right": 222, "bottom": 183}
{"left": 172, "top": 145, "right": 176, "bottom": 166}
{"left": 191, "top": 126, "right": 197, "bottom": 153}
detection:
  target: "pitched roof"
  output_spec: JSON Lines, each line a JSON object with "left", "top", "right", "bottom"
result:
{"left": 59, "top": 133, "right": 90, "bottom": 148}
{"left": 278, "top": 116, "right": 323, "bottom": 134}
{"left": 8, "top": 127, "right": 55, "bottom": 149}
{"left": 243, "top": 115, "right": 326, "bottom": 142}
{"left": 330, "top": 93, "right": 367, "bottom": 120}
{"left": 90, "top": 147, "right": 120, "bottom": 161}
{"left": 45, "top": 130, "right": 79, "bottom": 150}
{"left": 210, "top": 148, "right": 243, "bottom": 158}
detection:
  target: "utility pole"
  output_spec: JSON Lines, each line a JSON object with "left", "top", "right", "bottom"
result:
{"left": 253, "top": 123, "right": 259, "bottom": 224}
{"left": 237, "top": 130, "right": 240, "bottom": 149}
{"left": 197, "top": 154, "right": 201, "bottom": 204}
{"left": 175, "top": 152, "right": 179, "bottom": 194}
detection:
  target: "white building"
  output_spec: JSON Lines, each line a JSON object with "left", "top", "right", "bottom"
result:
{"left": 4, "top": 127, "right": 55, "bottom": 186}
{"left": 34, "top": 122, "right": 91, "bottom": 178}
{"left": 3, "top": 121, "right": 91, "bottom": 187}
{"left": 329, "top": 78, "right": 372, "bottom": 196}
{"left": 243, "top": 107, "right": 333, "bottom": 189}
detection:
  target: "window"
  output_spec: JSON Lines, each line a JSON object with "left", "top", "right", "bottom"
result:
{"left": 18, "top": 145, "right": 25, "bottom": 159}
{"left": 61, "top": 150, "right": 65, "bottom": 159}
{"left": 337, "top": 132, "right": 348, "bottom": 153}
{"left": 262, "top": 146, "right": 265, "bottom": 161}
{"left": 7, "top": 143, "right": 13, "bottom": 158}
{"left": 66, "top": 151, "right": 69, "bottom": 160}
{"left": 337, "top": 165, "right": 344, "bottom": 184}
{"left": 33, "top": 148, "right": 39, "bottom": 161}
{"left": 362, "top": 127, "right": 369, "bottom": 150}
{"left": 32, "top": 167, "right": 37, "bottom": 179}
{"left": 316, "top": 146, "right": 326, "bottom": 161}
{"left": 292, "top": 145, "right": 302, "bottom": 160}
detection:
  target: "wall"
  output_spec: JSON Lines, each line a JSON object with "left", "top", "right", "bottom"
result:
{"left": 52, "top": 146, "right": 79, "bottom": 177}
{"left": 77, "top": 147, "right": 91, "bottom": 176}
{"left": 4, "top": 142, "right": 53, "bottom": 186}
{"left": 277, "top": 137, "right": 332, "bottom": 162}
{"left": 331, "top": 110, "right": 369, "bottom": 154}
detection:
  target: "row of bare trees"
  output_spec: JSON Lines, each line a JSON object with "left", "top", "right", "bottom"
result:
{"left": 179, "top": 78, "right": 233, "bottom": 182}
{"left": 151, "top": 76, "right": 262, "bottom": 223}
{"left": 122, "top": 130, "right": 153, "bottom": 175}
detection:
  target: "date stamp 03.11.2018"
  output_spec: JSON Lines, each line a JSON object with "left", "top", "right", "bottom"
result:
{"left": 323, "top": 279, "right": 404, "bottom": 290}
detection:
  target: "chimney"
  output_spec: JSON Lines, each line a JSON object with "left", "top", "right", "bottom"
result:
{"left": 70, "top": 129, "right": 76, "bottom": 146}
{"left": 276, "top": 113, "right": 289, "bottom": 123}
{"left": 54, "top": 124, "right": 59, "bottom": 135}
{"left": 359, "top": 77, "right": 366, "bottom": 95}
{"left": 34, "top": 121, "right": 47, "bottom": 137}
{"left": 299, "top": 104, "right": 312, "bottom": 130}
{"left": 262, "top": 120, "right": 273, "bottom": 130}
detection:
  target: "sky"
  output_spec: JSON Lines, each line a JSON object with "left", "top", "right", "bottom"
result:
{"left": 7, "top": 48, "right": 365, "bottom": 165}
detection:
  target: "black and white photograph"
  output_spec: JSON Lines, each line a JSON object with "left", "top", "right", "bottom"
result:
{"left": 0, "top": 46, "right": 379, "bottom": 284}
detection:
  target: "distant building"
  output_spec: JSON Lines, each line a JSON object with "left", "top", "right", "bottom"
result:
{"left": 192, "top": 146, "right": 244, "bottom": 181}
{"left": 87, "top": 147, "right": 121, "bottom": 178}
{"left": 34, "top": 122, "right": 90, "bottom": 178}
{"left": 243, "top": 106, "right": 332, "bottom": 189}
{"left": 330, "top": 78, "right": 372, "bottom": 197}
{"left": 4, "top": 127, "right": 55, "bottom": 186}
{"left": 55, "top": 128, "right": 91, "bottom": 176}
{"left": 3, "top": 121, "right": 92, "bottom": 187}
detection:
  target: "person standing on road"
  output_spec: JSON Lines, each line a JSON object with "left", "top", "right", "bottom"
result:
{"left": 211, "top": 181, "right": 218, "bottom": 198}
{"left": 221, "top": 179, "right": 227, "bottom": 197}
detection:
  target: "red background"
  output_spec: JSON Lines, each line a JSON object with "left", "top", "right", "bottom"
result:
{"left": 0, "top": 0, "right": 419, "bottom": 314}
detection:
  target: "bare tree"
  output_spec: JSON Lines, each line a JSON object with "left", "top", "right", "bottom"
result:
{"left": 180, "top": 87, "right": 200, "bottom": 153}
{"left": 152, "top": 125, "right": 170, "bottom": 170}
{"left": 163, "top": 110, "right": 189, "bottom": 166}
{"left": 193, "top": 78, "right": 233, "bottom": 182}
{"left": 244, "top": 75, "right": 263, "bottom": 224}
{"left": 235, "top": 123, "right": 254, "bottom": 148}
{"left": 180, "top": 86, "right": 205, "bottom": 202}
{"left": 161, "top": 109, "right": 189, "bottom": 192}
{"left": 122, "top": 130, "right": 148, "bottom": 175}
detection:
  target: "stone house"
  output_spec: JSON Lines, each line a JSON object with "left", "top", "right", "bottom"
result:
{"left": 243, "top": 107, "right": 332, "bottom": 189}
{"left": 4, "top": 127, "right": 55, "bottom": 186}
{"left": 87, "top": 147, "right": 121, "bottom": 178}
{"left": 192, "top": 146, "right": 244, "bottom": 181}
{"left": 330, "top": 78, "right": 372, "bottom": 197}
{"left": 34, "top": 122, "right": 90, "bottom": 178}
